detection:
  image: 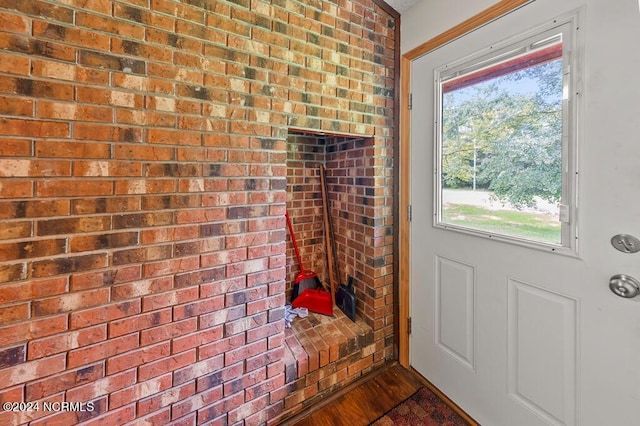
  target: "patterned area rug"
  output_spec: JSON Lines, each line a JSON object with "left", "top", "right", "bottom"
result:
{"left": 369, "top": 387, "right": 468, "bottom": 425}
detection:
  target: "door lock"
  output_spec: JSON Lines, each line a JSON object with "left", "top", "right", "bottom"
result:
{"left": 609, "top": 274, "right": 640, "bottom": 298}
{"left": 611, "top": 234, "right": 640, "bottom": 254}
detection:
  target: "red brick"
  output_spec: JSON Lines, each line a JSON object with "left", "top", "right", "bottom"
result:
{"left": 172, "top": 354, "right": 224, "bottom": 386}
{"left": 25, "top": 363, "right": 104, "bottom": 400}
{"left": 72, "top": 160, "right": 142, "bottom": 177}
{"left": 225, "top": 285, "right": 269, "bottom": 307}
{"left": 142, "top": 255, "right": 199, "bottom": 278}
{"left": 137, "top": 381, "right": 195, "bottom": 417}
{"left": 114, "top": 143, "right": 175, "bottom": 161}
{"left": 194, "top": 390, "right": 245, "bottom": 424}
{"left": 133, "top": 407, "right": 172, "bottom": 425}
{"left": 172, "top": 295, "right": 224, "bottom": 320}
{"left": 0, "top": 354, "right": 66, "bottom": 387}
{"left": 115, "top": 108, "right": 176, "bottom": 127}
{"left": 113, "top": 178, "right": 176, "bottom": 195}
{"left": 72, "top": 196, "right": 141, "bottom": 214}
{"left": 37, "top": 216, "right": 111, "bottom": 236}
{"left": 0, "top": 221, "right": 32, "bottom": 240}
{"left": 0, "top": 180, "right": 32, "bottom": 198}
{"left": 37, "top": 101, "right": 112, "bottom": 122}
{"left": 142, "top": 286, "right": 199, "bottom": 312}
{"left": 0, "top": 303, "right": 29, "bottom": 323}
{"left": 198, "top": 305, "right": 246, "bottom": 330}
{"left": 32, "top": 288, "right": 110, "bottom": 316}
{"left": 223, "top": 367, "right": 266, "bottom": 398}
{"left": 347, "top": 354, "right": 373, "bottom": 376}
{"left": 174, "top": 207, "right": 225, "bottom": 224}
{"left": 67, "top": 333, "right": 139, "bottom": 368}
{"left": 139, "top": 317, "right": 197, "bottom": 346}
{"left": 200, "top": 248, "right": 247, "bottom": 268}
{"left": 69, "top": 299, "right": 141, "bottom": 329}
{"left": 0, "top": 314, "right": 67, "bottom": 347}
{"left": 76, "top": 11, "right": 144, "bottom": 40}
{"left": 171, "top": 385, "right": 224, "bottom": 420}
{"left": 31, "top": 59, "right": 109, "bottom": 85}
{"left": 0, "top": 393, "right": 63, "bottom": 425}
{"left": 171, "top": 326, "right": 223, "bottom": 354}
{"left": 246, "top": 321, "right": 284, "bottom": 344}
{"left": 28, "top": 325, "right": 106, "bottom": 360}
{"left": 76, "top": 87, "right": 144, "bottom": 108}
{"left": 108, "top": 308, "right": 172, "bottom": 338}
{"left": 0, "top": 95, "right": 33, "bottom": 116}
{"left": 62, "top": 403, "right": 135, "bottom": 426}
{"left": 174, "top": 265, "right": 225, "bottom": 288}
{"left": 113, "top": 213, "right": 173, "bottom": 229}
{"left": 33, "top": 20, "right": 110, "bottom": 50}
{"left": 53, "top": 396, "right": 105, "bottom": 424}
{"left": 35, "top": 140, "right": 111, "bottom": 159}
{"left": 247, "top": 293, "right": 286, "bottom": 315}
{"left": 111, "top": 276, "right": 173, "bottom": 301}
{"left": 198, "top": 331, "right": 247, "bottom": 362}
{"left": 74, "top": 124, "right": 142, "bottom": 143}
{"left": 0, "top": 385, "right": 23, "bottom": 404}
{"left": 140, "top": 225, "right": 199, "bottom": 244}
{"left": 35, "top": 179, "right": 113, "bottom": 197}
{"left": 69, "top": 231, "right": 139, "bottom": 253}
{"left": 0, "top": 277, "right": 67, "bottom": 305}
{"left": 112, "top": 244, "right": 173, "bottom": 265}
{"left": 225, "top": 339, "right": 267, "bottom": 366}
{"left": 0, "top": 51, "right": 29, "bottom": 74}
{"left": 137, "top": 349, "right": 196, "bottom": 381}
{"left": 0, "top": 139, "right": 30, "bottom": 157}
{"left": 0, "top": 200, "right": 69, "bottom": 219}
{"left": 109, "top": 373, "right": 173, "bottom": 409}
{"left": 107, "top": 342, "right": 171, "bottom": 374}
{"left": 0, "top": 117, "right": 69, "bottom": 137}
{"left": 0, "top": 32, "right": 76, "bottom": 62}
{"left": 228, "top": 393, "right": 269, "bottom": 424}
{"left": 66, "top": 368, "right": 137, "bottom": 403}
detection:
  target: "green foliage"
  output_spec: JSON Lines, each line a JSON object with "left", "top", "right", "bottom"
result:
{"left": 441, "top": 59, "right": 563, "bottom": 207}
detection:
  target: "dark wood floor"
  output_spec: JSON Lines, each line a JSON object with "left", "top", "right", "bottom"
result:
{"left": 283, "top": 362, "right": 478, "bottom": 426}
{"left": 288, "top": 363, "right": 424, "bottom": 426}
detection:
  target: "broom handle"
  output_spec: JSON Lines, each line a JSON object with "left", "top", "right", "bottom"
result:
{"left": 320, "top": 165, "right": 337, "bottom": 305}
{"left": 285, "top": 210, "right": 305, "bottom": 272}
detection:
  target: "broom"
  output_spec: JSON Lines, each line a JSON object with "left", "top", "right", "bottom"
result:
{"left": 285, "top": 210, "right": 322, "bottom": 302}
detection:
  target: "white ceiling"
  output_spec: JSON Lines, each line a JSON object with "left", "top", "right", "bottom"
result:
{"left": 385, "top": 0, "right": 420, "bottom": 13}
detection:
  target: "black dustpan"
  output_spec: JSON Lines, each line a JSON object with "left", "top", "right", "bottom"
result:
{"left": 336, "top": 276, "right": 356, "bottom": 321}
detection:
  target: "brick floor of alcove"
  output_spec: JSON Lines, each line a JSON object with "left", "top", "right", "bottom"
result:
{"left": 269, "top": 307, "right": 375, "bottom": 423}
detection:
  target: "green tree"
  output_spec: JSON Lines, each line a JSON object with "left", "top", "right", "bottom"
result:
{"left": 441, "top": 59, "right": 563, "bottom": 207}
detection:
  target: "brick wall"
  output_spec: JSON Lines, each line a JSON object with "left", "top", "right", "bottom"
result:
{"left": 0, "top": 0, "right": 397, "bottom": 424}
{"left": 326, "top": 135, "right": 394, "bottom": 333}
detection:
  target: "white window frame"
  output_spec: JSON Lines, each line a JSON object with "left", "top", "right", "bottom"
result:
{"left": 433, "top": 13, "right": 581, "bottom": 256}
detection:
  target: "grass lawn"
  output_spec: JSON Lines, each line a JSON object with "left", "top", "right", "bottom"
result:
{"left": 442, "top": 203, "right": 561, "bottom": 245}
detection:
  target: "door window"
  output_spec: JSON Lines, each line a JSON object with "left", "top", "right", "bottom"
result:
{"left": 434, "top": 23, "right": 577, "bottom": 252}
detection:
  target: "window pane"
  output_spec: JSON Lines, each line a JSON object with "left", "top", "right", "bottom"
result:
{"left": 438, "top": 39, "right": 564, "bottom": 245}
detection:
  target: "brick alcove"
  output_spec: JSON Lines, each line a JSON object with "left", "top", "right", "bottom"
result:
{"left": 274, "top": 130, "right": 393, "bottom": 421}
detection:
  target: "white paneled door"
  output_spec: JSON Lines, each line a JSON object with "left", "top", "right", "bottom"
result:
{"left": 409, "top": 1, "right": 640, "bottom": 425}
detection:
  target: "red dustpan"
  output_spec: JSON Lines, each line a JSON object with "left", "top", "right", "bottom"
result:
{"left": 291, "top": 288, "right": 333, "bottom": 316}
{"left": 286, "top": 211, "right": 332, "bottom": 315}
{"left": 286, "top": 211, "right": 322, "bottom": 301}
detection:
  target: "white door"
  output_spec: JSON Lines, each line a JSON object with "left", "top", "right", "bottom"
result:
{"left": 409, "top": 1, "right": 640, "bottom": 425}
